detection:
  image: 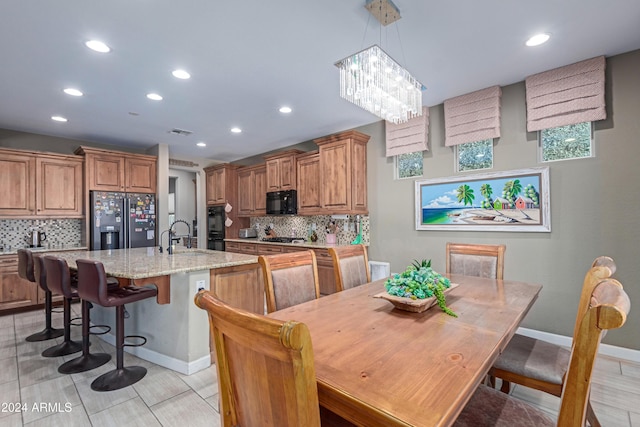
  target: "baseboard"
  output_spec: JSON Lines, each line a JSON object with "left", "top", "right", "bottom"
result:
{"left": 517, "top": 327, "right": 640, "bottom": 363}
{"left": 97, "top": 334, "right": 211, "bottom": 375}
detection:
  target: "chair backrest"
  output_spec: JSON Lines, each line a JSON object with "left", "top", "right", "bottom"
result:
{"left": 75, "top": 259, "right": 110, "bottom": 306}
{"left": 194, "top": 290, "right": 321, "bottom": 427}
{"left": 259, "top": 250, "right": 320, "bottom": 313}
{"left": 17, "top": 249, "right": 36, "bottom": 283}
{"left": 43, "top": 255, "right": 73, "bottom": 298}
{"left": 32, "top": 254, "right": 49, "bottom": 292}
{"left": 446, "top": 242, "right": 506, "bottom": 280}
{"left": 328, "top": 244, "right": 371, "bottom": 292}
{"left": 558, "top": 279, "right": 630, "bottom": 426}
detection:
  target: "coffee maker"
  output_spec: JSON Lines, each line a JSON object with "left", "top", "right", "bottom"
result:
{"left": 29, "top": 229, "right": 47, "bottom": 248}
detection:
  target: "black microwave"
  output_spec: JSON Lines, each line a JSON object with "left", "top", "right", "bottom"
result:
{"left": 266, "top": 190, "right": 297, "bottom": 215}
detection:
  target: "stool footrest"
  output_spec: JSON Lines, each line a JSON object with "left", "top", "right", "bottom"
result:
{"left": 69, "top": 316, "right": 83, "bottom": 327}
{"left": 123, "top": 335, "right": 147, "bottom": 348}
{"left": 89, "top": 324, "right": 111, "bottom": 336}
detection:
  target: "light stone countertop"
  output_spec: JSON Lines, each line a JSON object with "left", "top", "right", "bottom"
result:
{"left": 35, "top": 247, "right": 258, "bottom": 279}
{"left": 0, "top": 246, "right": 88, "bottom": 256}
{"left": 224, "top": 238, "right": 361, "bottom": 249}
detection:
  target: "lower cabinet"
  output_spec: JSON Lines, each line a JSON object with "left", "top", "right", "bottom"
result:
{"left": 0, "top": 255, "right": 38, "bottom": 311}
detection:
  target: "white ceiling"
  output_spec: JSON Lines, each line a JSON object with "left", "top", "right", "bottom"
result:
{"left": 1, "top": 0, "right": 639, "bottom": 162}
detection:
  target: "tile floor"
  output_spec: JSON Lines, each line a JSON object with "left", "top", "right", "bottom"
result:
{"left": 1, "top": 304, "right": 639, "bottom": 426}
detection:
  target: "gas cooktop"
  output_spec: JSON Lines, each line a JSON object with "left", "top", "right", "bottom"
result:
{"left": 261, "top": 237, "right": 305, "bottom": 243}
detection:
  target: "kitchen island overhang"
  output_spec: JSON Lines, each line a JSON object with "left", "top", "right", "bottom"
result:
{"left": 47, "top": 247, "right": 262, "bottom": 374}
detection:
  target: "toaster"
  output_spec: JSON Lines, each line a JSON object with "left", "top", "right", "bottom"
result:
{"left": 238, "top": 228, "right": 257, "bottom": 238}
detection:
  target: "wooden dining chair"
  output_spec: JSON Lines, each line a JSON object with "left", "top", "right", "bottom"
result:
{"left": 194, "top": 289, "right": 321, "bottom": 427}
{"left": 455, "top": 278, "right": 631, "bottom": 427}
{"left": 328, "top": 244, "right": 371, "bottom": 292}
{"left": 488, "top": 256, "right": 616, "bottom": 426}
{"left": 259, "top": 250, "right": 321, "bottom": 313}
{"left": 446, "top": 242, "right": 506, "bottom": 280}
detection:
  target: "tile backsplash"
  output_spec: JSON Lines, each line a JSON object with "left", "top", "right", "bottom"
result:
{"left": 249, "top": 215, "right": 369, "bottom": 245}
{"left": 0, "top": 219, "right": 83, "bottom": 250}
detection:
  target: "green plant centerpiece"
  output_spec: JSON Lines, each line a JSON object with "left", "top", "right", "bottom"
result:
{"left": 384, "top": 259, "right": 458, "bottom": 317}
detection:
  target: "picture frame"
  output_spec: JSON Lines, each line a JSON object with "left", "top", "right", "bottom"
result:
{"left": 415, "top": 167, "right": 550, "bottom": 232}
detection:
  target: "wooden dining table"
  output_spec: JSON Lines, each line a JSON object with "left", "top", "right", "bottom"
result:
{"left": 268, "top": 274, "right": 542, "bottom": 427}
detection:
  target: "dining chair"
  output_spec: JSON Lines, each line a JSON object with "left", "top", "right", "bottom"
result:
{"left": 488, "top": 256, "right": 616, "bottom": 426}
{"left": 445, "top": 242, "right": 506, "bottom": 279}
{"left": 259, "top": 250, "right": 321, "bottom": 313}
{"left": 454, "top": 278, "right": 631, "bottom": 427}
{"left": 328, "top": 244, "right": 371, "bottom": 292}
{"left": 194, "top": 289, "right": 321, "bottom": 426}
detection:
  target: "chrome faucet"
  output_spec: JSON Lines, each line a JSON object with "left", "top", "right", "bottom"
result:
{"left": 165, "top": 219, "right": 192, "bottom": 254}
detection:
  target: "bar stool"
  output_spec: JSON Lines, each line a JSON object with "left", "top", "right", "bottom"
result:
{"left": 17, "top": 249, "right": 64, "bottom": 342}
{"left": 41, "top": 255, "right": 82, "bottom": 357}
{"left": 76, "top": 259, "right": 158, "bottom": 391}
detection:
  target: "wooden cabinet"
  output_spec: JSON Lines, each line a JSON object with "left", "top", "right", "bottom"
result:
{"left": 75, "top": 146, "right": 157, "bottom": 193}
{"left": 237, "top": 164, "right": 266, "bottom": 217}
{"left": 314, "top": 130, "right": 369, "bottom": 215}
{"left": 204, "top": 164, "right": 240, "bottom": 206}
{"left": 0, "top": 149, "right": 83, "bottom": 218}
{"left": 225, "top": 241, "right": 258, "bottom": 255}
{"left": 296, "top": 151, "right": 321, "bottom": 215}
{"left": 264, "top": 150, "right": 302, "bottom": 192}
{"left": 0, "top": 255, "right": 38, "bottom": 312}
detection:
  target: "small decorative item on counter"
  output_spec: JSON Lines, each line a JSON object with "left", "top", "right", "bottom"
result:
{"left": 310, "top": 231, "right": 318, "bottom": 242}
{"left": 325, "top": 220, "right": 337, "bottom": 244}
{"left": 264, "top": 225, "right": 277, "bottom": 237}
{"left": 376, "top": 259, "right": 458, "bottom": 316}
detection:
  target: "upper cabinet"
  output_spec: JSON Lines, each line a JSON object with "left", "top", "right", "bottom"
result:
{"left": 296, "top": 151, "right": 321, "bottom": 216}
{"left": 264, "top": 150, "right": 302, "bottom": 192}
{"left": 237, "top": 164, "right": 266, "bottom": 217}
{"left": 0, "top": 148, "right": 83, "bottom": 218}
{"left": 314, "top": 130, "right": 369, "bottom": 215}
{"left": 75, "top": 146, "right": 157, "bottom": 193}
{"left": 204, "top": 163, "right": 239, "bottom": 206}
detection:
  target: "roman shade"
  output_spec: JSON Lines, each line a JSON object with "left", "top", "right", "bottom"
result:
{"left": 525, "top": 56, "right": 606, "bottom": 132}
{"left": 386, "top": 106, "right": 429, "bottom": 157}
{"left": 444, "top": 86, "right": 502, "bottom": 147}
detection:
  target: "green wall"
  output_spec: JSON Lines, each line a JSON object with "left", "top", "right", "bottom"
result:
{"left": 364, "top": 49, "right": 640, "bottom": 350}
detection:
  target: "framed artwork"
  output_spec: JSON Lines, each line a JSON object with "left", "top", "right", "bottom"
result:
{"left": 415, "top": 167, "right": 550, "bottom": 232}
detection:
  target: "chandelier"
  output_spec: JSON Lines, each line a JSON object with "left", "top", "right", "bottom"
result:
{"left": 335, "top": 0, "right": 423, "bottom": 124}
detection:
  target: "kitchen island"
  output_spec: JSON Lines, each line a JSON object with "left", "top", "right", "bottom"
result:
{"left": 48, "top": 247, "right": 261, "bottom": 374}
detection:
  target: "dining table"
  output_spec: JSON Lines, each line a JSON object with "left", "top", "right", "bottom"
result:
{"left": 268, "top": 274, "right": 543, "bottom": 427}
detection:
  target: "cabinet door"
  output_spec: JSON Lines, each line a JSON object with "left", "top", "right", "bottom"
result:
{"left": 126, "top": 157, "right": 157, "bottom": 193}
{"left": 36, "top": 157, "right": 83, "bottom": 217}
{"left": 297, "top": 154, "right": 321, "bottom": 215}
{"left": 351, "top": 140, "right": 368, "bottom": 212}
{"left": 88, "top": 153, "right": 125, "bottom": 191}
{"left": 0, "top": 257, "right": 38, "bottom": 312}
{"left": 266, "top": 159, "right": 280, "bottom": 192}
{"left": 253, "top": 166, "right": 267, "bottom": 215}
{"left": 320, "top": 141, "right": 351, "bottom": 211}
{"left": 213, "top": 168, "right": 226, "bottom": 204}
{"left": 279, "top": 156, "right": 295, "bottom": 190}
{"left": 0, "top": 153, "right": 35, "bottom": 216}
{"left": 237, "top": 169, "right": 255, "bottom": 216}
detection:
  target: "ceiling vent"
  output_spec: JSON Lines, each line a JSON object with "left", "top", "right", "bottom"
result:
{"left": 168, "top": 128, "right": 193, "bottom": 136}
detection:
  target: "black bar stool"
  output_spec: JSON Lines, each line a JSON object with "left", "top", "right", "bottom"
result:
{"left": 41, "top": 255, "right": 82, "bottom": 357}
{"left": 17, "top": 249, "right": 64, "bottom": 342}
{"left": 76, "top": 259, "right": 158, "bottom": 391}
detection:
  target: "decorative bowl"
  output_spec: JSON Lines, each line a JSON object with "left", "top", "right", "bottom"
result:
{"left": 374, "top": 283, "right": 459, "bottom": 313}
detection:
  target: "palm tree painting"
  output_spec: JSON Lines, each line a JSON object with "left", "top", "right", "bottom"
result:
{"left": 416, "top": 167, "right": 550, "bottom": 232}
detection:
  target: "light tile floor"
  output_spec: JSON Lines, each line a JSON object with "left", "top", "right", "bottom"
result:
{"left": 1, "top": 304, "right": 639, "bottom": 426}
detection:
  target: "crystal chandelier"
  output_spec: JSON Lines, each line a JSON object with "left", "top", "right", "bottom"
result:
{"left": 334, "top": 0, "right": 423, "bottom": 124}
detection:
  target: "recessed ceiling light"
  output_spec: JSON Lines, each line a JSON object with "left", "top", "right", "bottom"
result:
{"left": 146, "top": 93, "right": 163, "bottom": 101}
{"left": 63, "top": 88, "right": 83, "bottom": 97}
{"left": 279, "top": 106, "right": 292, "bottom": 113}
{"left": 197, "top": 142, "right": 207, "bottom": 147}
{"left": 526, "top": 33, "right": 550, "bottom": 47}
{"left": 85, "top": 40, "right": 111, "bottom": 53}
{"left": 51, "top": 116, "right": 68, "bottom": 122}
{"left": 172, "top": 69, "right": 191, "bottom": 79}
{"left": 230, "top": 127, "right": 242, "bottom": 133}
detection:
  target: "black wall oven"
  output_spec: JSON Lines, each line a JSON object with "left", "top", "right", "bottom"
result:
{"left": 266, "top": 190, "right": 297, "bottom": 215}
{"left": 207, "top": 206, "right": 225, "bottom": 251}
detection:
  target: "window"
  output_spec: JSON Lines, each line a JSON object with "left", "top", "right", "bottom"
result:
{"left": 540, "top": 122, "right": 593, "bottom": 162}
{"left": 456, "top": 139, "right": 493, "bottom": 172}
{"left": 396, "top": 151, "right": 423, "bottom": 179}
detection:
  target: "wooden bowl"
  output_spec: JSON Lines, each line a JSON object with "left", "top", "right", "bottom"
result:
{"left": 374, "top": 283, "right": 459, "bottom": 313}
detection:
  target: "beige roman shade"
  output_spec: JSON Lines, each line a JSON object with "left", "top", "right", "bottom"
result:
{"left": 444, "top": 86, "right": 502, "bottom": 147}
{"left": 525, "top": 56, "right": 606, "bottom": 132}
{"left": 386, "top": 106, "right": 429, "bottom": 157}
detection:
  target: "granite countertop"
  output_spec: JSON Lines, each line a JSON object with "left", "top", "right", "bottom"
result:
{"left": 0, "top": 246, "right": 88, "bottom": 256}
{"left": 29, "top": 247, "right": 258, "bottom": 279}
{"left": 224, "top": 238, "right": 359, "bottom": 249}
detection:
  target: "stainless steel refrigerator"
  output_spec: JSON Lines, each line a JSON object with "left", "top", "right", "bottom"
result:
{"left": 90, "top": 191, "right": 157, "bottom": 250}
